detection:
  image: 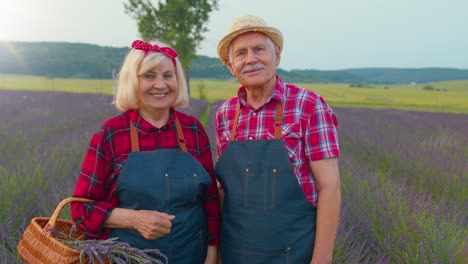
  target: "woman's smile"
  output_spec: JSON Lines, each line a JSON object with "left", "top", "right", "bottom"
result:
{"left": 148, "top": 91, "right": 169, "bottom": 97}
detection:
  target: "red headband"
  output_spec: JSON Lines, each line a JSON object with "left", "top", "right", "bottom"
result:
{"left": 131, "top": 40, "right": 178, "bottom": 67}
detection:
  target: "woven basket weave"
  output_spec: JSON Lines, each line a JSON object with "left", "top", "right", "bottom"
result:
{"left": 17, "top": 197, "right": 93, "bottom": 264}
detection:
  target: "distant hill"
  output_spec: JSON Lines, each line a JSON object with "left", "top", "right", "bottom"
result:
{"left": 0, "top": 41, "right": 128, "bottom": 79}
{"left": 1, "top": 41, "right": 468, "bottom": 84}
{"left": 343, "top": 68, "right": 468, "bottom": 84}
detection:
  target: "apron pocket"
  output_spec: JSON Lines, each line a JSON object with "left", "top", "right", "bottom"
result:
{"left": 165, "top": 170, "right": 201, "bottom": 206}
{"left": 243, "top": 167, "right": 277, "bottom": 210}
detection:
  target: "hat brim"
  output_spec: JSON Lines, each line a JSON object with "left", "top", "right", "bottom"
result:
{"left": 217, "top": 26, "right": 283, "bottom": 65}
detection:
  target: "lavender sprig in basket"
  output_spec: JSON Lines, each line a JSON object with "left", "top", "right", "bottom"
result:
{"left": 49, "top": 228, "right": 168, "bottom": 264}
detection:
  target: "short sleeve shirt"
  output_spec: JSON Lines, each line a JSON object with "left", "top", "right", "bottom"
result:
{"left": 215, "top": 76, "right": 340, "bottom": 206}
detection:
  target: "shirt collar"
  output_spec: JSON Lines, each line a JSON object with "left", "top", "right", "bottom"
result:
{"left": 126, "top": 108, "right": 175, "bottom": 135}
{"left": 236, "top": 75, "right": 285, "bottom": 107}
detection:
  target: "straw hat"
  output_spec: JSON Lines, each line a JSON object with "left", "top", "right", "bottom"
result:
{"left": 217, "top": 15, "right": 283, "bottom": 65}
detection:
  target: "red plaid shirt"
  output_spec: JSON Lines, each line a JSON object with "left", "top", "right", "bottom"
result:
{"left": 72, "top": 109, "right": 220, "bottom": 245}
{"left": 216, "top": 76, "right": 340, "bottom": 206}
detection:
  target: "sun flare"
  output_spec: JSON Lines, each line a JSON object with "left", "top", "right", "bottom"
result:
{"left": 0, "top": 1, "right": 38, "bottom": 41}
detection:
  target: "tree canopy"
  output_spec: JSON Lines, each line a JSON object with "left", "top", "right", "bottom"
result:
{"left": 124, "top": 0, "right": 219, "bottom": 83}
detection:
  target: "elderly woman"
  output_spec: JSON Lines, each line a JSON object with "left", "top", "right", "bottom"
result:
{"left": 71, "top": 40, "right": 220, "bottom": 264}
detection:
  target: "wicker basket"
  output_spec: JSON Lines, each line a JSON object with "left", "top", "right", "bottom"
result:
{"left": 17, "top": 197, "right": 93, "bottom": 264}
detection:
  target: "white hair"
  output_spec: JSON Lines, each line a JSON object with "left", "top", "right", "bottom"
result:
{"left": 227, "top": 34, "right": 276, "bottom": 65}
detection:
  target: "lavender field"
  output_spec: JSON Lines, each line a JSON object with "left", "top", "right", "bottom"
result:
{"left": 1, "top": 91, "right": 467, "bottom": 263}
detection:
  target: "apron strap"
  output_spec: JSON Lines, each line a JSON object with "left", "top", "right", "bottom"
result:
{"left": 174, "top": 116, "right": 188, "bottom": 152}
{"left": 229, "top": 101, "right": 284, "bottom": 141}
{"left": 129, "top": 115, "right": 188, "bottom": 153}
{"left": 229, "top": 104, "right": 241, "bottom": 141}
{"left": 274, "top": 102, "right": 283, "bottom": 139}
{"left": 129, "top": 121, "right": 140, "bottom": 152}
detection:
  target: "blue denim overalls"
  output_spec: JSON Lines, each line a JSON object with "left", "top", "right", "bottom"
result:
{"left": 215, "top": 102, "right": 317, "bottom": 263}
{"left": 110, "top": 117, "right": 212, "bottom": 263}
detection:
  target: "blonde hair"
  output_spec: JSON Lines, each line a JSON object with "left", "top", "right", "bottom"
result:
{"left": 114, "top": 40, "right": 189, "bottom": 111}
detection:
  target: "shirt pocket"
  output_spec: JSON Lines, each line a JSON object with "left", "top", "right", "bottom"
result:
{"left": 218, "top": 130, "right": 232, "bottom": 150}
{"left": 281, "top": 123, "right": 302, "bottom": 158}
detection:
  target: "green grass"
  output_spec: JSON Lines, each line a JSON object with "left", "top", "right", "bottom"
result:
{"left": 180, "top": 79, "right": 468, "bottom": 113}
{"left": 1, "top": 74, "right": 468, "bottom": 113}
{"left": 0, "top": 74, "right": 114, "bottom": 95}
{"left": 295, "top": 82, "right": 468, "bottom": 113}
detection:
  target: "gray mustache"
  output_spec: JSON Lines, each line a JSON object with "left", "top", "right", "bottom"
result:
{"left": 241, "top": 64, "right": 265, "bottom": 74}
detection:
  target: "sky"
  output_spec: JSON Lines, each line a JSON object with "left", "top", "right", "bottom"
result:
{"left": 1, "top": 0, "right": 467, "bottom": 71}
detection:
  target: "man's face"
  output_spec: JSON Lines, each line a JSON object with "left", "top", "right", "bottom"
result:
{"left": 226, "top": 32, "right": 280, "bottom": 89}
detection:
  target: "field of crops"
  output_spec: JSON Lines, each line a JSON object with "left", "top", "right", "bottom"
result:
{"left": 1, "top": 77, "right": 467, "bottom": 263}
{"left": 2, "top": 74, "right": 468, "bottom": 113}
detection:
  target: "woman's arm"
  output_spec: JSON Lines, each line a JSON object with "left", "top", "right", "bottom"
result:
{"left": 104, "top": 208, "right": 175, "bottom": 240}
{"left": 71, "top": 128, "right": 116, "bottom": 238}
{"left": 194, "top": 118, "right": 221, "bottom": 247}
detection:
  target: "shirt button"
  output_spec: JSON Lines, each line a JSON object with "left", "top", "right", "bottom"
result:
{"left": 248, "top": 136, "right": 253, "bottom": 140}
{"left": 252, "top": 112, "right": 257, "bottom": 116}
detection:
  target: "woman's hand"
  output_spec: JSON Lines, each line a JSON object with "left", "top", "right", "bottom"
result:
{"left": 105, "top": 208, "right": 175, "bottom": 240}
{"left": 132, "top": 210, "right": 176, "bottom": 240}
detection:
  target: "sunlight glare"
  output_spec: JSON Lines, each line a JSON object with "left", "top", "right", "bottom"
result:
{"left": 0, "top": 1, "right": 38, "bottom": 41}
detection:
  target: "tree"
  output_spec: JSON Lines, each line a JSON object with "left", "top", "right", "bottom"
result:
{"left": 124, "top": 0, "right": 219, "bottom": 93}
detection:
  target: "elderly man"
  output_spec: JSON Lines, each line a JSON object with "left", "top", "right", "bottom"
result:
{"left": 214, "top": 15, "right": 341, "bottom": 264}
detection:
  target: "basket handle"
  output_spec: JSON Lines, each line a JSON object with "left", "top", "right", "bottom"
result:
{"left": 44, "top": 197, "right": 93, "bottom": 235}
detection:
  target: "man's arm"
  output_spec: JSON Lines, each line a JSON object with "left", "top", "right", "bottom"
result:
{"left": 309, "top": 157, "right": 341, "bottom": 264}
{"left": 204, "top": 245, "right": 218, "bottom": 264}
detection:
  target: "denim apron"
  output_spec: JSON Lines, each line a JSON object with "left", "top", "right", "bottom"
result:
{"left": 215, "top": 102, "right": 317, "bottom": 264}
{"left": 110, "top": 117, "right": 212, "bottom": 263}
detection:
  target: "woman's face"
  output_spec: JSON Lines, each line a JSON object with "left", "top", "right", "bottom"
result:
{"left": 137, "top": 59, "right": 178, "bottom": 113}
